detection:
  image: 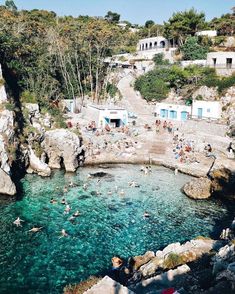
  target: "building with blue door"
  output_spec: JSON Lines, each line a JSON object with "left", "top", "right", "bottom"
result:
{"left": 87, "top": 105, "right": 129, "bottom": 128}
{"left": 155, "top": 100, "right": 222, "bottom": 122}
{"left": 155, "top": 103, "right": 191, "bottom": 121}
{"left": 191, "top": 101, "right": 221, "bottom": 120}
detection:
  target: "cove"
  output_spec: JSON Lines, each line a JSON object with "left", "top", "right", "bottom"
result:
{"left": 0, "top": 165, "right": 234, "bottom": 294}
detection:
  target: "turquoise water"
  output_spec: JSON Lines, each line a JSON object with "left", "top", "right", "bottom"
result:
{"left": 0, "top": 165, "right": 233, "bottom": 294}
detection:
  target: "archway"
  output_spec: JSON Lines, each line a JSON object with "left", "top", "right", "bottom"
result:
{"left": 154, "top": 41, "right": 157, "bottom": 48}
{"left": 160, "top": 41, "right": 165, "bottom": 48}
{"left": 149, "top": 42, "right": 152, "bottom": 49}
{"left": 145, "top": 43, "right": 148, "bottom": 50}
{"left": 142, "top": 44, "right": 144, "bottom": 51}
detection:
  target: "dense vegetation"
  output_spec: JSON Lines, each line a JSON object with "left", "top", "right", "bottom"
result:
{"left": 0, "top": 3, "right": 138, "bottom": 108}
{"left": 0, "top": 1, "right": 234, "bottom": 108}
{"left": 134, "top": 53, "right": 235, "bottom": 102}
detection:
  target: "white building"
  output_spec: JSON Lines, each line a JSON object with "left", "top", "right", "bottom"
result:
{"left": 207, "top": 52, "right": 235, "bottom": 76}
{"left": 195, "top": 30, "right": 217, "bottom": 37}
{"left": 154, "top": 103, "right": 191, "bottom": 121}
{"left": 137, "top": 36, "right": 177, "bottom": 62}
{"left": 87, "top": 105, "right": 128, "bottom": 128}
{"left": 191, "top": 100, "right": 221, "bottom": 120}
{"left": 155, "top": 100, "right": 222, "bottom": 121}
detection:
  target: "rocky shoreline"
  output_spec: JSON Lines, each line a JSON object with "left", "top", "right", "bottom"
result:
{"left": 74, "top": 219, "right": 235, "bottom": 294}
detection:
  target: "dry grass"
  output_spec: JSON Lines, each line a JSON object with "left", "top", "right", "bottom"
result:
{"left": 63, "top": 276, "right": 102, "bottom": 294}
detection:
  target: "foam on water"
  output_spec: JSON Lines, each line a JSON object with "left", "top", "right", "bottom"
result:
{"left": 0, "top": 165, "right": 233, "bottom": 293}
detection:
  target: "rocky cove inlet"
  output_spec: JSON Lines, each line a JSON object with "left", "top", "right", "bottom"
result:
{"left": 0, "top": 165, "right": 234, "bottom": 294}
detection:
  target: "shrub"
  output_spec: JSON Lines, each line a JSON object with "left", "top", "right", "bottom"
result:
{"left": 181, "top": 36, "right": 209, "bottom": 60}
{"left": 163, "top": 253, "right": 184, "bottom": 269}
{"left": 106, "top": 83, "right": 118, "bottom": 98}
{"left": 32, "top": 141, "right": 43, "bottom": 158}
{"left": 63, "top": 276, "right": 101, "bottom": 294}
{"left": 0, "top": 78, "right": 5, "bottom": 86}
{"left": 4, "top": 102, "right": 15, "bottom": 111}
{"left": 153, "top": 53, "right": 169, "bottom": 66}
{"left": 20, "top": 91, "right": 37, "bottom": 103}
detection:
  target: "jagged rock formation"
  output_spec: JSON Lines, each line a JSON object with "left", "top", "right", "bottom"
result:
{"left": 183, "top": 177, "right": 212, "bottom": 199}
{"left": 41, "top": 129, "right": 84, "bottom": 172}
{"left": 27, "top": 148, "right": 51, "bottom": 177}
{"left": 192, "top": 86, "right": 219, "bottom": 101}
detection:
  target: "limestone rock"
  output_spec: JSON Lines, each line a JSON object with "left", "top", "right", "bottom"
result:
{"left": 0, "top": 110, "right": 14, "bottom": 137}
{"left": 84, "top": 276, "right": 135, "bottom": 294}
{"left": 192, "top": 86, "right": 218, "bottom": 101}
{"left": 129, "top": 251, "right": 155, "bottom": 271}
{"left": 137, "top": 264, "right": 190, "bottom": 290}
{"left": 139, "top": 256, "right": 164, "bottom": 278}
{"left": 41, "top": 129, "right": 83, "bottom": 172}
{"left": 0, "top": 85, "right": 7, "bottom": 103}
{"left": 0, "top": 168, "right": 16, "bottom": 196}
{"left": 27, "top": 148, "right": 51, "bottom": 177}
{"left": 183, "top": 177, "right": 212, "bottom": 199}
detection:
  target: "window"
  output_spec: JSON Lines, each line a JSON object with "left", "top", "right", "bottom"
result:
{"left": 207, "top": 108, "right": 210, "bottom": 113}
{"left": 212, "top": 58, "right": 216, "bottom": 67}
{"left": 226, "top": 58, "right": 232, "bottom": 69}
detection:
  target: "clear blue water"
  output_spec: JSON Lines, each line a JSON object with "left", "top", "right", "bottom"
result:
{"left": 0, "top": 165, "right": 233, "bottom": 294}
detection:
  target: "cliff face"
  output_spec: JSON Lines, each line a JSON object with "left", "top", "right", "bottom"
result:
{"left": 0, "top": 64, "right": 17, "bottom": 195}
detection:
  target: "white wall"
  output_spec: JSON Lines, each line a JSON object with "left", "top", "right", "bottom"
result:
{"left": 192, "top": 101, "right": 221, "bottom": 119}
{"left": 181, "top": 60, "right": 207, "bottom": 67}
{"left": 196, "top": 30, "right": 217, "bottom": 37}
{"left": 155, "top": 103, "right": 191, "bottom": 121}
{"left": 207, "top": 52, "right": 235, "bottom": 76}
{"left": 137, "top": 36, "right": 170, "bottom": 51}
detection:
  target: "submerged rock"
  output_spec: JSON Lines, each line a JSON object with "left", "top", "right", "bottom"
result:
{"left": 183, "top": 177, "right": 212, "bottom": 199}
{"left": 89, "top": 171, "right": 112, "bottom": 178}
{"left": 41, "top": 129, "right": 84, "bottom": 172}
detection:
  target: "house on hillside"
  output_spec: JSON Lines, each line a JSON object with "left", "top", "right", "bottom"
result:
{"left": 87, "top": 105, "right": 128, "bottom": 128}
{"left": 155, "top": 100, "right": 222, "bottom": 121}
{"left": 137, "top": 36, "right": 177, "bottom": 62}
{"left": 207, "top": 52, "right": 235, "bottom": 76}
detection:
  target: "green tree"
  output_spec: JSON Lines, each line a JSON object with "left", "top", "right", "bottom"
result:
{"left": 5, "top": 0, "right": 17, "bottom": 11}
{"left": 164, "top": 8, "right": 206, "bottom": 46}
{"left": 145, "top": 20, "right": 155, "bottom": 28}
{"left": 181, "top": 36, "right": 209, "bottom": 60}
{"left": 153, "top": 53, "right": 170, "bottom": 66}
{"left": 105, "top": 11, "right": 120, "bottom": 24}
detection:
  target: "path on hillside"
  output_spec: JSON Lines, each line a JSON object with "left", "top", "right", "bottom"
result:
{"left": 117, "top": 72, "right": 155, "bottom": 124}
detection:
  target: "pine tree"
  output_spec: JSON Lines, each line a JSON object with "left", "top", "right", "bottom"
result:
{"left": 5, "top": 0, "right": 17, "bottom": 11}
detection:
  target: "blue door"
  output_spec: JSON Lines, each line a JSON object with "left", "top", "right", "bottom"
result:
{"left": 197, "top": 108, "right": 203, "bottom": 119}
{"left": 181, "top": 111, "right": 188, "bottom": 121}
{"left": 160, "top": 109, "right": 168, "bottom": 118}
{"left": 169, "top": 110, "right": 177, "bottom": 119}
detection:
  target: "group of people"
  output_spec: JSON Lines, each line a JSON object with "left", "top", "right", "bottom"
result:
{"left": 155, "top": 120, "right": 174, "bottom": 134}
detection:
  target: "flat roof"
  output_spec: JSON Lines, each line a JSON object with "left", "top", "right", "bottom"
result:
{"left": 88, "top": 105, "right": 127, "bottom": 111}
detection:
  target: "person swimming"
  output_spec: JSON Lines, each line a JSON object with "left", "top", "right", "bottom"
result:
{"left": 143, "top": 211, "right": 150, "bottom": 218}
{"left": 59, "top": 229, "right": 68, "bottom": 238}
{"left": 64, "top": 204, "right": 71, "bottom": 214}
{"left": 50, "top": 198, "right": 57, "bottom": 204}
{"left": 61, "top": 198, "right": 67, "bottom": 205}
{"left": 73, "top": 210, "right": 81, "bottom": 217}
{"left": 28, "top": 227, "right": 43, "bottom": 233}
{"left": 13, "top": 217, "right": 24, "bottom": 227}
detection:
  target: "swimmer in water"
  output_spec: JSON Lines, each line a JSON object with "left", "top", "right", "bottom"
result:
{"left": 28, "top": 227, "right": 43, "bottom": 233}
{"left": 13, "top": 217, "right": 24, "bottom": 227}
